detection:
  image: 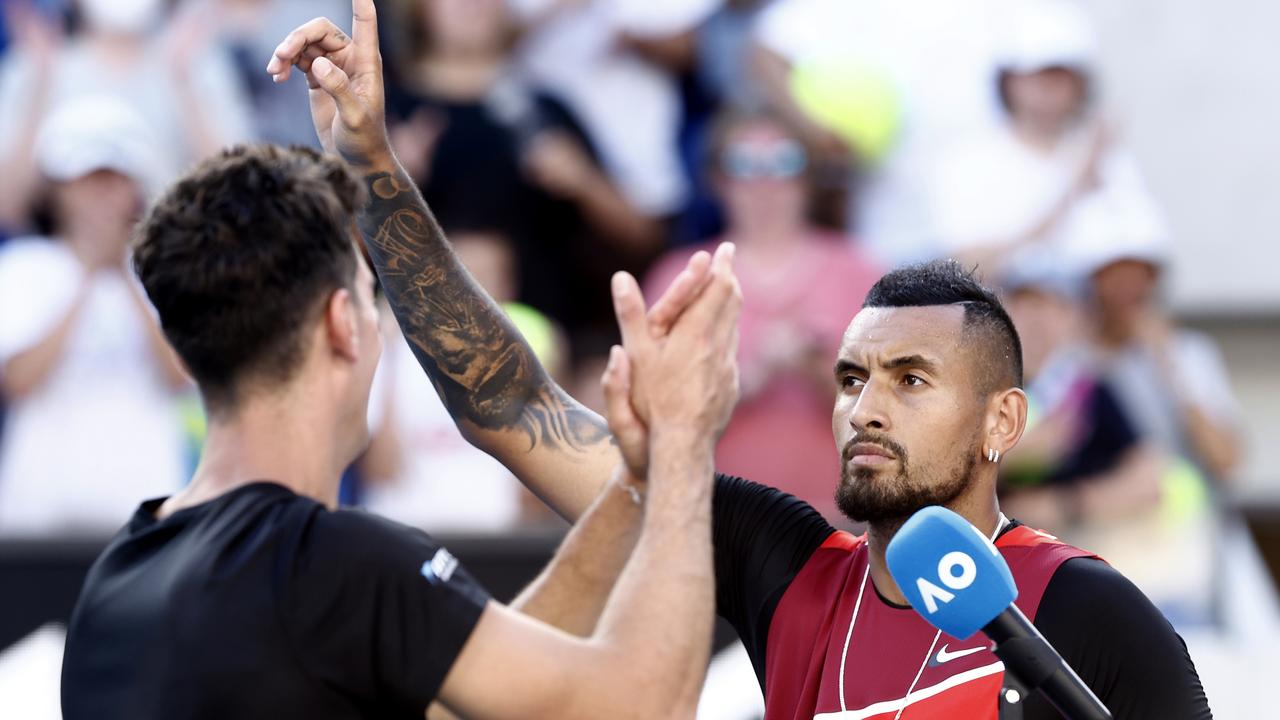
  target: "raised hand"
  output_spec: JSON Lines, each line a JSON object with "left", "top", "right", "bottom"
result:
{"left": 601, "top": 345, "right": 647, "bottom": 480}
{"left": 610, "top": 242, "right": 742, "bottom": 467}
{"left": 265, "top": 0, "right": 390, "bottom": 167}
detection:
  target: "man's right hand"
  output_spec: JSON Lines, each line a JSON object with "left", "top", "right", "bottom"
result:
{"left": 611, "top": 242, "right": 742, "bottom": 462}
{"left": 266, "top": 0, "right": 391, "bottom": 169}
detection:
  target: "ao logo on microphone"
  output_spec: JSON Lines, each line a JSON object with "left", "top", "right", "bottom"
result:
{"left": 886, "top": 507, "right": 1019, "bottom": 640}
{"left": 916, "top": 550, "right": 977, "bottom": 614}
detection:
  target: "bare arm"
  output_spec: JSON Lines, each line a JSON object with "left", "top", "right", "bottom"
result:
{"left": 524, "top": 132, "right": 665, "bottom": 255}
{"left": 509, "top": 467, "right": 644, "bottom": 635}
{"left": 436, "top": 432, "right": 715, "bottom": 719}
{"left": 268, "top": 1, "right": 715, "bottom": 526}
{"left": 272, "top": 8, "right": 738, "bottom": 716}
{"left": 355, "top": 161, "right": 616, "bottom": 517}
{"left": 1178, "top": 404, "right": 1240, "bottom": 481}
{"left": 619, "top": 29, "right": 698, "bottom": 74}
{"left": 437, "top": 245, "right": 741, "bottom": 717}
{"left": 0, "top": 5, "right": 59, "bottom": 228}
{"left": 750, "top": 43, "right": 850, "bottom": 160}
{"left": 1, "top": 281, "right": 89, "bottom": 399}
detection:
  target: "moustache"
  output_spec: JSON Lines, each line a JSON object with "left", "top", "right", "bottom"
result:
{"left": 841, "top": 432, "right": 907, "bottom": 464}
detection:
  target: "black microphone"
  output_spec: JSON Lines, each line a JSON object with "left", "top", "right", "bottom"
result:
{"left": 885, "top": 506, "right": 1112, "bottom": 719}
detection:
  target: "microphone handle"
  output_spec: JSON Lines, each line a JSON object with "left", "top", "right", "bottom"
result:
{"left": 983, "top": 605, "right": 1113, "bottom": 720}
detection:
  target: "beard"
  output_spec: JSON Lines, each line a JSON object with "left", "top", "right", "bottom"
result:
{"left": 834, "top": 431, "right": 979, "bottom": 524}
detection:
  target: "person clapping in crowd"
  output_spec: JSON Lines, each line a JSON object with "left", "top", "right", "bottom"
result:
{"left": 927, "top": 0, "right": 1164, "bottom": 281}
{"left": 0, "top": 97, "right": 189, "bottom": 537}
{"left": 0, "top": 0, "right": 253, "bottom": 230}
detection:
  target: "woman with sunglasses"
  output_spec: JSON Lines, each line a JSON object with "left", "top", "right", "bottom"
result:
{"left": 645, "top": 111, "right": 882, "bottom": 524}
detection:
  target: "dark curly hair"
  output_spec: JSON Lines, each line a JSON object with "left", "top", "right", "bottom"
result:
{"left": 863, "top": 260, "right": 1023, "bottom": 392}
{"left": 133, "top": 144, "right": 366, "bottom": 413}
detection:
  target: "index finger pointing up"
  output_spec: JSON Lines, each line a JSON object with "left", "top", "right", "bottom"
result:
{"left": 351, "top": 0, "right": 380, "bottom": 56}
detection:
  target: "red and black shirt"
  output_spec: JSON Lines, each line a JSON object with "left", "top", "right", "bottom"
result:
{"left": 711, "top": 475, "right": 1212, "bottom": 719}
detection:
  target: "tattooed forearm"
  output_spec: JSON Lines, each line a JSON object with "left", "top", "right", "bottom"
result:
{"left": 357, "top": 168, "right": 609, "bottom": 452}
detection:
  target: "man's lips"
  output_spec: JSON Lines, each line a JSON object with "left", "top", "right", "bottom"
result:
{"left": 845, "top": 442, "right": 896, "bottom": 467}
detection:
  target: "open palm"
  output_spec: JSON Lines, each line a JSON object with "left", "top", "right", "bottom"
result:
{"left": 266, "top": 0, "right": 390, "bottom": 167}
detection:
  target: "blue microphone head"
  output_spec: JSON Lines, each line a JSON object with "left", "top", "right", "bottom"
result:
{"left": 885, "top": 506, "right": 1017, "bottom": 640}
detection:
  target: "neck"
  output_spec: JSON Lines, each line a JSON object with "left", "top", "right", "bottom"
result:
{"left": 163, "top": 385, "right": 348, "bottom": 516}
{"left": 420, "top": 53, "right": 504, "bottom": 99}
{"left": 88, "top": 33, "right": 146, "bottom": 68}
{"left": 1011, "top": 119, "right": 1063, "bottom": 153}
{"left": 728, "top": 218, "right": 805, "bottom": 255}
{"left": 1094, "top": 314, "right": 1136, "bottom": 348}
{"left": 64, "top": 223, "right": 130, "bottom": 249}
{"left": 865, "top": 487, "right": 1002, "bottom": 606}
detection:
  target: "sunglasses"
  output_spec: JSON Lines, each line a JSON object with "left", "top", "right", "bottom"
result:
{"left": 720, "top": 139, "right": 808, "bottom": 180}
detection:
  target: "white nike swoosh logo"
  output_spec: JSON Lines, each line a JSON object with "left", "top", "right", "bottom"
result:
{"left": 934, "top": 643, "right": 988, "bottom": 664}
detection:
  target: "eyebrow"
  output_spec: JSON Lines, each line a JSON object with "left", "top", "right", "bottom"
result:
{"left": 834, "top": 359, "right": 866, "bottom": 377}
{"left": 834, "top": 355, "right": 941, "bottom": 376}
{"left": 884, "top": 355, "right": 941, "bottom": 374}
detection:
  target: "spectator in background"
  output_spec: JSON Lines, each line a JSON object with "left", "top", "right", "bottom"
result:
{"left": 361, "top": 227, "right": 567, "bottom": 531}
{"left": 751, "top": 0, "right": 1005, "bottom": 260}
{"left": 0, "top": 97, "right": 189, "bottom": 537}
{"left": 510, "top": 0, "right": 720, "bottom": 225}
{"left": 0, "top": 0, "right": 254, "bottom": 230}
{"left": 1059, "top": 209, "right": 1240, "bottom": 628}
{"left": 385, "top": 0, "right": 659, "bottom": 336}
{"left": 928, "top": 0, "right": 1164, "bottom": 280}
{"left": 1074, "top": 221, "right": 1242, "bottom": 484}
{"left": 645, "top": 112, "right": 879, "bottom": 521}
{"left": 998, "top": 255, "right": 1164, "bottom": 533}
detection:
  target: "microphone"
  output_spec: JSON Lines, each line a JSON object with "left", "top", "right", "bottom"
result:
{"left": 885, "top": 506, "right": 1112, "bottom": 720}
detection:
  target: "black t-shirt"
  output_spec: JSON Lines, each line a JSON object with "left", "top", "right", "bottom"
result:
{"left": 1046, "top": 379, "right": 1140, "bottom": 485}
{"left": 711, "top": 474, "right": 1213, "bottom": 719}
{"left": 61, "top": 483, "right": 490, "bottom": 719}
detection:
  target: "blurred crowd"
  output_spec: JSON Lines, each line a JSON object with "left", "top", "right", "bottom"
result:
{"left": 0, "top": 0, "right": 1250, "bottom": 629}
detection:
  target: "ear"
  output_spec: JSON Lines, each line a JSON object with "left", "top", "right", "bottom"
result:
{"left": 983, "top": 387, "right": 1028, "bottom": 460}
{"left": 324, "top": 287, "right": 360, "bottom": 363}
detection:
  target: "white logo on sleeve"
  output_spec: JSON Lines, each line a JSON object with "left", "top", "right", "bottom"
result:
{"left": 421, "top": 548, "right": 459, "bottom": 585}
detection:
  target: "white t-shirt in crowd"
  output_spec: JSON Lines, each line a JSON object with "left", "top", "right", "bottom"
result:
{"left": 509, "top": 0, "right": 722, "bottom": 216}
{"left": 755, "top": 0, "right": 1008, "bottom": 266}
{"left": 362, "top": 332, "right": 521, "bottom": 532}
{"left": 0, "top": 238, "right": 187, "bottom": 537}
{"left": 928, "top": 126, "right": 1163, "bottom": 256}
{"left": 1096, "top": 331, "right": 1241, "bottom": 473}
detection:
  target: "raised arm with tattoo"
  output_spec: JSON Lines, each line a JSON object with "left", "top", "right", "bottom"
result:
{"left": 268, "top": 3, "right": 741, "bottom": 716}
{"left": 269, "top": 2, "right": 715, "bottom": 522}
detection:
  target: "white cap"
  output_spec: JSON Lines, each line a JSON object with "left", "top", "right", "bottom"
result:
{"left": 1064, "top": 193, "right": 1171, "bottom": 277}
{"left": 997, "top": 0, "right": 1099, "bottom": 74}
{"left": 35, "top": 95, "right": 162, "bottom": 197}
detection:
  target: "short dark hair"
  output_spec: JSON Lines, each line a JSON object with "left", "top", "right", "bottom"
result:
{"left": 862, "top": 260, "right": 1023, "bottom": 391}
{"left": 133, "top": 144, "right": 365, "bottom": 413}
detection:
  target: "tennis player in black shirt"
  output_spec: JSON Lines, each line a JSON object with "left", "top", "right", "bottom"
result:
{"left": 60, "top": 3, "right": 746, "bottom": 717}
